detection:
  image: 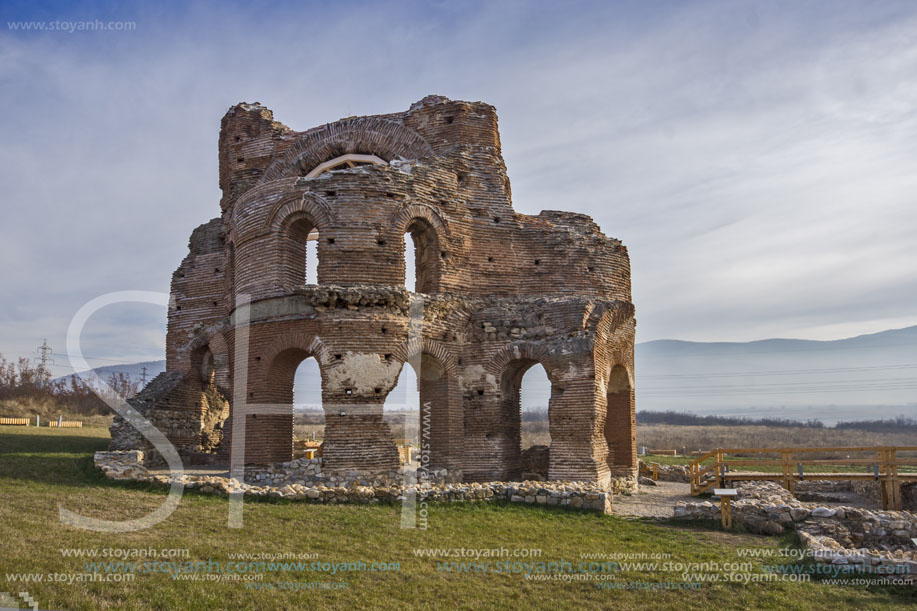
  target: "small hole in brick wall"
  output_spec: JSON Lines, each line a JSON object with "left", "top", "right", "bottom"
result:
{"left": 377, "top": 239, "right": 386, "bottom": 246}
{"left": 445, "top": 116, "right": 454, "bottom": 124}
{"left": 214, "top": 267, "right": 220, "bottom": 274}
{"left": 335, "top": 354, "right": 342, "bottom": 360}
{"left": 179, "top": 273, "right": 185, "bottom": 278}
{"left": 493, "top": 217, "right": 501, "bottom": 223}
{"left": 212, "top": 301, "right": 218, "bottom": 307}
{"left": 534, "top": 259, "right": 540, "bottom": 266}
{"left": 386, "top": 192, "right": 396, "bottom": 198}
{"left": 325, "top": 191, "right": 336, "bottom": 197}
{"left": 248, "top": 392, "right": 254, "bottom": 399}
{"left": 176, "top": 306, "right": 182, "bottom": 311}
{"left": 487, "top": 256, "right": 494, "bottom": 262}
{"left": 587, "top": 266, "right": 595, "bottom": 272}
{"left": 477, "top": 389, "right": 484, "bottom": 396}
{"left": 327, "top": 238, "right": 335, "bottom": 244}
{"left": 255, "top": 356, "right": 261, "bottom": 361}
{"left": 443, "top": 332, "right": 449, "bottom": 340}
{"left": 345, "top": 388, "right": 352, "bottom": 396}
{"left": 234, "top": 136, "right": 240, "bottom": 142}
{"left": 237, "top": 157, "right": 245, "bottom": 163}
{"left": 440, "top": 251, "right": 446, "bottom": 259}
{"left": 381, "top": 326, "right": 388, "bottom": 334}
{"left": 456, "top": 173, "right": 464, "bottom": 183}
{"left": 384, "top": 353, "right": 392, "bottom": 361}
{"left": 374, "top": 387, "right": 382, "bottom": 394}
{"left": 457, "top": 358, "right": 463, "bottom": 365}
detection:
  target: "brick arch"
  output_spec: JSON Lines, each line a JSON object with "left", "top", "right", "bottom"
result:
{"left": 267, "top": 192, "right": 333, "bottom": 235}
{"left": 390, "top": 203, "right": 451, "bottom": 237}
{"left": 257, "top": 332, "right": 331, "bottom": 376}
{"left": 392, "top": 336, "right": 460, "bottom": 378}
{"left": 485, "top": 342, "right": 556, "bottom": 382}
{"left": 230, "top": 188, "right": 334, "bottom": 245}
{"left": 227, "top": 178, "right": 301, "bottom": 244}
{"left": 257, "top": 117, "right": 434, "bottom": 184}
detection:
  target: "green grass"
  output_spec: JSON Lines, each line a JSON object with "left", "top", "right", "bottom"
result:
{"left": 1, "top": 427, "right": 914, "bottom": 610}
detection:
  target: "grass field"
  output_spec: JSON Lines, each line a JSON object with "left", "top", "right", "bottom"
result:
{"left": 0, "top": 426, "right": 914, "bottom": 610}
{"left": 636, "top": 423, "right": 917, "bottom": 453}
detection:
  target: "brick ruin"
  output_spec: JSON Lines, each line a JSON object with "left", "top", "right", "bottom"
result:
{"left": 111, "top": 95, "right": 637, "bottom": 487}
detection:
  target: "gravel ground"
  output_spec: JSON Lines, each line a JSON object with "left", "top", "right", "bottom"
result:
{"left": 613, "top": 481, "right": 694, "bottom": 518}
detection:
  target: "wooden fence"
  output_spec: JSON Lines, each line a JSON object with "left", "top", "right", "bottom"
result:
{"left": 0, "top": 417, "right": 30, "bottom": 426}
{"left": 690, "top": 446, "right": 917, "bottom": 510}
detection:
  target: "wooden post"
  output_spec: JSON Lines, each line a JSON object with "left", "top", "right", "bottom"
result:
{"left": 721, "top": 496, "right": 732, "bottom": 529}
{"left": 782, "top": 451, "right": 793, "bottom": 493}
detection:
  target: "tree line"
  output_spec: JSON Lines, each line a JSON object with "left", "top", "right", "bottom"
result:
{"left": 0, "top": 353, "right": 138, "bottom": 416}
{"left": 636, "top": 410, "right": 917, "bottom": 432}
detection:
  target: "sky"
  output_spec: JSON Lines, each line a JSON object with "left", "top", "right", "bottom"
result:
{"left": 1, "top": 0, "right": 916, "bottom": 379}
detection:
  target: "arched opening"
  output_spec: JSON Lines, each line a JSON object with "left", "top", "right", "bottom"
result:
{"left": 384, "top": 359, "right": 420, "bottom": 463}
{"left": 293, "top": 356, "right": 324, "bottom": 445}
{"left": 501, "top": 359, "right": 553, "bottom": 480}
{"left": 520, "top": 363, "right": 551, "bottom": 450}
{"left": 244, "top": 346, "right": 321, "bottom": 464}
{"left": 305, "top": 229, "right": 319, "bottom": 285}
{"left": 403, "top": 218, "right": 440, "bottom": 293}
{"left": 281, "top": 217, "right": 320, "bottom": 287}
{"left": 605, "top": 365, "right": 635, "bottom": 475}
{"left": 403, "top": 233, "right": 416, "bottom": 292}
{"left": 384, "top": 352, "right": 454, "bottom": 471}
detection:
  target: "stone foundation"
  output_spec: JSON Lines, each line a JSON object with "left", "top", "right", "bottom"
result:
{"left": 674, "top": 481, "right": 917, "bottom": 578}
{"left": 95, "top": 451, "right": 612, "bottom": 514}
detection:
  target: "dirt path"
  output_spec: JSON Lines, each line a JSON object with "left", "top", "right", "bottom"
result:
{"left": 613, "top": 481, "right": 694, "bottom": 517}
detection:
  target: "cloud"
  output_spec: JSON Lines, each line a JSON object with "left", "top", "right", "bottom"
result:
{"left": 0, "top": 0, "right": 916, "bottom": 373}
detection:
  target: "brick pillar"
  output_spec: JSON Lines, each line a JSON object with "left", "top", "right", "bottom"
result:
{"left": 547, "top": 375, "right": 607, "bottom": 483}
{"left": 321, "top": 394, "right": 399, "bottom": 473}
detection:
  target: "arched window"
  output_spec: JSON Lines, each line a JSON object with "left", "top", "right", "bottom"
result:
{"left": 520, "top": 363, "right": 551, "bottom": 450}
{"left": 403, "top": 218, "right": 440, "bottom": 293}
{"left": 305, "top": 228, "right": 319, "bottom": 285}
{"left": 281, "top": 218, "right": 320, "bottom": 287}
{"left": 294, "top": 356, "right": 324, "bottom": 442}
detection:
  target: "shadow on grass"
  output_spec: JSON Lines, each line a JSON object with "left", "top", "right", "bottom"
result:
{"left": 0, "top": 431, "right": 108, "bottom": 456}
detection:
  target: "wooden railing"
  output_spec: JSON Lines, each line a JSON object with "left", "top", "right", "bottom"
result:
{"left": 690, "top": 446, "right": 917, "bottom": 510}
{"left": 0, "top": 417, "right": 30, "bottom": 426}
{"left": 47, "top": 420, "right": 83, "bottom": 428}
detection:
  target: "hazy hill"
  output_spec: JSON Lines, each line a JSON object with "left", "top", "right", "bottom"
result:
{"left": 635, "top": 325, "right": 917, "bottom": 423}
{"left": 54, "top": 360, "right": 166, "bottom": 388}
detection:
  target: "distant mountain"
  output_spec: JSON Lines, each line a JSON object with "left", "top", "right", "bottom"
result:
{"left": 635, "top": 326, "right": 917, "bottom": 424}
{"left": 54, "top": 360, "right": 166, "bottom": 389}
{"left": 56, "top": 326, "right": 917, "bottom": 423}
